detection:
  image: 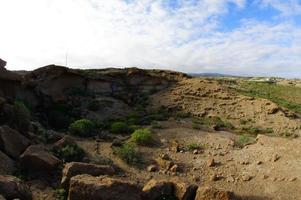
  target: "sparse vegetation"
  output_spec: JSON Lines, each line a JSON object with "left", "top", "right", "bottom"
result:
{"left": 186, "top": 143, "right": 203, "bottom": 151}
{"left": 192, "top": 122, "right": 201, "bottom": 130}
{"left": 131, "top": 128, "right": 152, "bottom": 145}
{"left": 241, "top": 126, "right": 274, "bottom": 135}
{"left": 54, "top": 144, "right": 85, "bottom": 162}
{"left": 234, "top": 135, "right": 252, "bottom": 148}
{"left": 69, "top": 119, "right": 96, "bottom": 137}
{"left": 55, "top": 188, "right": 67, "bottom": 200}
{"left": 115, "top": 143, "right": 141, "bottom": 165}
{"left": 110, "top": 121, "right": 130, "bottom": 134}
{"left": 236, "top": 82, "right": 301, "bottom": 114}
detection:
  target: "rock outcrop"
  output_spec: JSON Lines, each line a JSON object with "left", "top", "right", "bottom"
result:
{"left": 20, "top": 145, "right": 61, "bottom": 174}
{"left": 0, "top": 151, "right": 15, "bottom": 175}
{"left": 68, "top": 175, "right": 142, "bottom": 200}
{"left": 195, "top": 187, "right": 235, "bottom": 200}
{"left": 0, "top": 126, "right": 31, "bottom": 159}
{"left": 61, "top": 162, "right": 115, "bottom": 187}
{"left": 0, "top": 175, "right": 32, "bottom": 200}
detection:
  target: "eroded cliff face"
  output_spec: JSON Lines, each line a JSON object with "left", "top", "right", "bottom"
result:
{"left": 0, "top": 64, "right": 187, "bottom": 129}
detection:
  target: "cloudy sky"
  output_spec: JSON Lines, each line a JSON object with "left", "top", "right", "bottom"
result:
{"left": 0, "top": 0, "right": 301, "bottom": 77}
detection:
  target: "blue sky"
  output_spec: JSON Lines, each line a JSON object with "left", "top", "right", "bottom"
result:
{"left": 0, "top": 0, "right": 301, "bottom": 77}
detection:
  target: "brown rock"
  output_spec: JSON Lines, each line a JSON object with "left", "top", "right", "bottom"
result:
{"left": 142, "top": 179, "right": 198, "bottom": 200}
{"left": 61, "top": 162, "right": 115, "bottom": 187}
{"left": 207, "top": 158, "right": 215, "bottom": 167}
{"left": 170, "top": 164, "right": 178, "bottom": 172}
{"left": 0, "top": 150, "right": 15, "bottom": 175}
{"left": 147, "top": 165, "right": 157, "bottom": 172}
{"left": 0, "top": 126, "right": 31, "bottom": 159}
{"left": 195, "top": 187, "right": 235, "bottom": 200}
{"left": 20, "top": 145, "right": 61, "bottom": 174}
{"left": 272, "top": 154, "right": 280, "bottom": 162}
{"left": 0, "top": 175, "right": 32, "bottom": 200}
{"left": 68, "top": 175, "right": 141, "bottom": 200}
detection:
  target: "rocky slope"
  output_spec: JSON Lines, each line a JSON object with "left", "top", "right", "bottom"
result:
{"left": 0, "top": 59, "right": 301, "bottom": 200}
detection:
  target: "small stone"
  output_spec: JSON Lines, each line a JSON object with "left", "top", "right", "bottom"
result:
{"left": 169, "top": 164, "right": 178, "bottom": 172}
{"left": 207, "top": 158, "right": 215, "bottom": 167}
{"left": 210, "top": 174, "right": 218, "bottom": 181}
{"left": 193, "top": 149, "right": 198, "bottom": 154}
{"left": 272, "top": 154, "right": 280, "bottom": 162}
{"left": 226, "top": 176, "right": 235, "bottom": 183}
{"left": 289, "top": 177, "right": 297, "bottom": 182}
{"left": 242, "top": 175, "right": 252, "bottom": 182}
{"left": 161, "top": 153, "right": 170, "bottom": 160}
{"left": 257, "top": 161, "right": 262, "bottom": 165}
{"left": 147, "top": 165, "right": 157, "bottom": 172}
{"left": 262, "top": 175, "right": 269, "bottom": 180}
{"left": 192, "top": 175, "right": 200, "bottom": 182}
{"left": 192, "top": 167, "right": 197, "bottom": 171}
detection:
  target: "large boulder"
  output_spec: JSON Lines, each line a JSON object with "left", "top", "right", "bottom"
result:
{"left": 0, "top": 175, "right": 32, "bottom": 200}
{"left": 195, "top": 187, "right": 235, "bottom": 200}
{"left": 20, "top": 145, "right": 61, "bottom": 174}
{"left": 0, "top": 150, "right": 15, "bottom": 175}
{"left": 142, "top": 179, "right": 197, "bottom": 200}
{"left": 61, "top": 162, "right": 115, "bottom": 187}
{"left": 68, "top": 175, "right": 142, "bottom": 200}
{"left": 0, "top": 126, "right": 31, "bottom": 159}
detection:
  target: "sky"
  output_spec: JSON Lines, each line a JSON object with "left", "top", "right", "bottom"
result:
{"left": 0, "top": 0, "right": 301, "bottom": 77}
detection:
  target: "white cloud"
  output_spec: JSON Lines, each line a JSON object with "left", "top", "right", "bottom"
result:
{"left": 0, "top": 0, "right": 300, "bottom": 77}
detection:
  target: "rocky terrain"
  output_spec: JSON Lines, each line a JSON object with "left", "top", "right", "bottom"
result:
{"left": 0, "top": 58, "right": 301, "bottom": 200}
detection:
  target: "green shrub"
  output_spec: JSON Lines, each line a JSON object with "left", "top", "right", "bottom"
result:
{"left": 151, "top": 121, "right": 163, "bottom": 129}
{"left": 175, "top": 112, "right": 191, "bottom": 119}
{"left": 234, "top": 135, "right": 251, "bottom": 148}
{"left": 69, "top": 119, "right": 96, "bottom": 137}
{"left": 55, "top": 144, "right": 85, "bottom": 162}
{"left": 131, "top": 129, "right": 152, "bottom": 145}
{"left": 186, "top": 143, "right": 202, "bottom": 151}
{"left": 55, "top": 188, "right": 67, "bottom": 200}
{"left": 13, "top": 101, "right": 31, "bottom": 131}
{"left": 192, "top": 122, "right": 201, "bottom": 130}
{"left": 115, "top": 143, "right": 141, "bottom": 165}
{"left": 110, "top": 121, "right": 130, "bottom": 134}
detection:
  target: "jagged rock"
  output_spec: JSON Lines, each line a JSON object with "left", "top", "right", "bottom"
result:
{"left": 0, "top": 126, "right": 31, "bottom": 159}
{"left": 170, "top": 140, "right": 180, "bottom": 153}
{"left": 61, "top": 162, "right": 115, "bottom": 187}
{"left": 195, "top": 187, "right": 235, "bottom": 200}
{"left": 0, "top": 175, "right": 32, "bottom": 200}
{"left": 20, "top": 145, "right": 61, "bottom": 174}
{"left": 142, "top": 179, "right": 198, "bottom": 200}
{"left": 68, "top": 175, "right": 142, "bottom": 200}
{"left": 0, "top": 150, "right": 15, "bottom": 175}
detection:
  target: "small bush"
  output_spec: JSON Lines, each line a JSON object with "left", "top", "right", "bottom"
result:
{"left": 175, "top": 112, "right": 191, "bottom": 119}
{"left": 55, "top": 188, "right": 67, "bottom": 200}
{"left": 186, "top": 143, "right": 202, "bottom": 151}
{"left": 55, "top": 144, "right": 85, "bottom": 162}
{"left": 115, "top": 143, "right": 141, "bottom": 165}
{"left": 151, "top": 121, "right": 163, "bottom": 129}
{"left": 192, "top": 122, "right": 201, "bottom": 130}
{"left": 235, "top": 135, "right": 251, "bottom": 148}
{"left": 131, "top": 129, "right": 152, "bottom": 145}
{"left": 69, "top": 119, "right": 96, "bottom": 137}
{"left": 110, "top": 121, "right": 130, "bottom": 134}
{"left": 13, "top": 101, "right": 31, "bottom": 131}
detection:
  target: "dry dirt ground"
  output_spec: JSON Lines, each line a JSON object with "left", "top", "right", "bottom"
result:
{"left": 30, "top": 119, "right": 300, "bottom": 200}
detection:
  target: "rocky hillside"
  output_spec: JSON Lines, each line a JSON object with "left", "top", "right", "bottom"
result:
{"left": 1, "top": 59, "right": 301, "bottom": 200}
